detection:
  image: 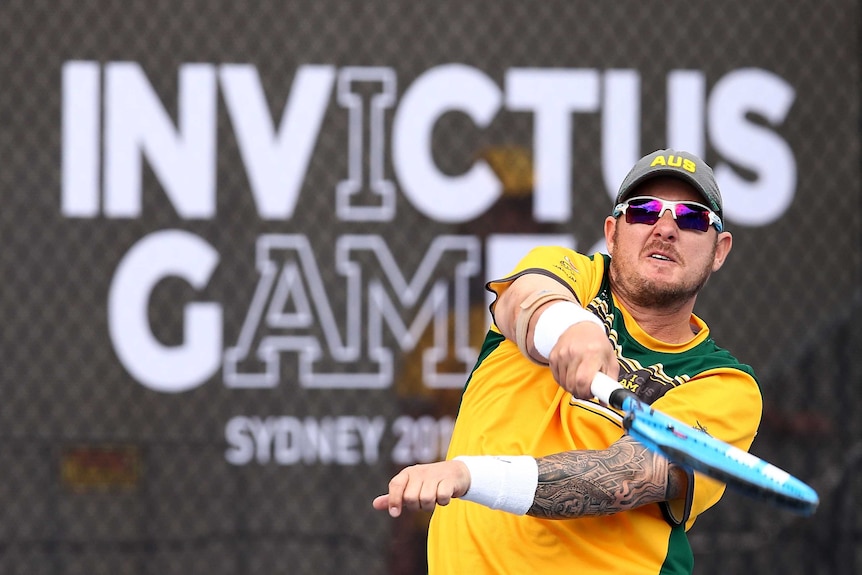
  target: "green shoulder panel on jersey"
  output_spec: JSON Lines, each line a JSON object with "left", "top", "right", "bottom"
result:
{"left": 461, "top": 329, "right": 505, "bottom": 397}
{"left": 617, "top": 331, "right": 759, "bottom": 389}
{"left": 659, "top": 522, "right": 694, "bottom": 575}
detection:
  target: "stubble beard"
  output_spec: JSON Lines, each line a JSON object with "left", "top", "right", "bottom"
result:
{"left": 609, "top": 245, "right": 715, "bottom": 310}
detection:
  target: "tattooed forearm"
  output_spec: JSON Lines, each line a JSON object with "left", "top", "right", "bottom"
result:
{"left": 528, "top": 436, "right": 675, "bottom": 519}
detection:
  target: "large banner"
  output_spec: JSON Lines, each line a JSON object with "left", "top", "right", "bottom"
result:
{"left": 1, "top": 1, "right": 859, "bottom": 573}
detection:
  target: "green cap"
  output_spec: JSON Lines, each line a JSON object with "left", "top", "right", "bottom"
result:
{"left": 615, "top": 149, "right": 723, "bottom": 220}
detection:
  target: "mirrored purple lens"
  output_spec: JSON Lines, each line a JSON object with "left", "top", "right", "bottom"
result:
{"left": 625, "top": 200, "right": 710, "bottom": 232}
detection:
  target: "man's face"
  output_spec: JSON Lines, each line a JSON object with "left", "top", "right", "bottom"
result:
{"left": 604, "top": 177, "right": 732, "bottom": 309}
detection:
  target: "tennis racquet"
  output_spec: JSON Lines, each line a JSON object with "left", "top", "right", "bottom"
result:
{"left": 590, "top": 373, "right": 819, "bottom": 516}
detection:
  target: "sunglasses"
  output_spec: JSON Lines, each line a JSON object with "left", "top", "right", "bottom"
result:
{"left": 613, "top": 196, "right": 723, "bottom": 233}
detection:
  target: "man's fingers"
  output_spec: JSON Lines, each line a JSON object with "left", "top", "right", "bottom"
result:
{"left": 373, "top": 461, "right": 469, "bottom": 518}
{"left": 383, "top": 470, "right": 410, "bottom": 517}
{"left": 418, "top": 477, "right": 460, "bottom": 511}
{"left": 418, "top": 479, "right": 441, "bottom": 511}
{"left": 435, "top": 480, "right": 456, "bottom": 506}
{"left": 372, "top": 494, "right": 392, "bottom": 511}
{"left": 388, "top": 470, "right": 442, "bottom": 514}
{"left": 402, "top": 470, "right": 425, "bottom": 512}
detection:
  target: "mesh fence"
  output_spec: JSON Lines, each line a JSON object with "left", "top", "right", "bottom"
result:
{"left": 0, "top": 0, "right": 859, "bottom": 573}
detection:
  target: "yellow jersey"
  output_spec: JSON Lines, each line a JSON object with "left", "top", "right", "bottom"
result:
{"left": 427, "top": 247, "right": 762, "bottom": 575}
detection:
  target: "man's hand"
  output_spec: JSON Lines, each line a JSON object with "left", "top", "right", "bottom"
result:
{"left": 546, "top": 321, "right": 618, "bottom": 400}
{"left": 492, "top": 273, "right": 618, "bottom": 400}
{"left": 372, "top": 460, "right": 471, "bottom": 517}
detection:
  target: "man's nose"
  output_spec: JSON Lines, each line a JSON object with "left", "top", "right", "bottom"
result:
{"left": 653, "top": 210, "right": 679, "bottom": 235}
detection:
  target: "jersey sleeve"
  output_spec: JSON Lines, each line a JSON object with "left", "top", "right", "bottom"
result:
{"left": 652, "top": 368, "right": 763, "bottom": 529}
{"left": 485, "top": 246, "right": 606, "bottom": 315}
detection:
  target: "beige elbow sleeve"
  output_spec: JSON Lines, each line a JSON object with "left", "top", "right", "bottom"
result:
{"left": 514, "top": 287, "right": 578, "bottom": 364}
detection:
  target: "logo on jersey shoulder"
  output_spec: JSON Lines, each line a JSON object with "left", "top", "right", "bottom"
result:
{"left": 553, "top": 256, "right": 580, "bottom": 283}
{"left": 616, "top": 364, "right": 689, "bottom": 405}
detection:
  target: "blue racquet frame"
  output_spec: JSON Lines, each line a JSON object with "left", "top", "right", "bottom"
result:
{"left": 591, "top": 373, "right": 819, "bottom": 516}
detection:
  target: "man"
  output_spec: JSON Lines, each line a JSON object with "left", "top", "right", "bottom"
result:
{"left": 373, "top": 149, "right": 762, "bottom": 574}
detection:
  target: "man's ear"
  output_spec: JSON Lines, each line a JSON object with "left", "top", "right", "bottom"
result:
{"left": 604, "top": 216, "right": 617, "bottom": 256}
{"left": 712, "top": 231, "right": 733, "bottom": 272}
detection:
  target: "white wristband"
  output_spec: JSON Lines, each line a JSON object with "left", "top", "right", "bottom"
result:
{"left": 454, "top": 455, "right": 538, "bottom": 515}
{"left": 533, "top": 301, "right": 604, "bottom": 360}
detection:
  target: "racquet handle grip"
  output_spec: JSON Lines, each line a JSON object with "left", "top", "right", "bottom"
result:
{"left": 590, "top": 372, "right": 635, "bottom": 410}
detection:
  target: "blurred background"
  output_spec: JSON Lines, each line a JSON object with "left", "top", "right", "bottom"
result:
{"left": 0, "top": 1, "right": 859, "bottom": 573}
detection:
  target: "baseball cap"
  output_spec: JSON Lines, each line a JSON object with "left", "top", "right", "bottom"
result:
{"left": 615, "top": 149, "right": 723, "bottom": 220}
